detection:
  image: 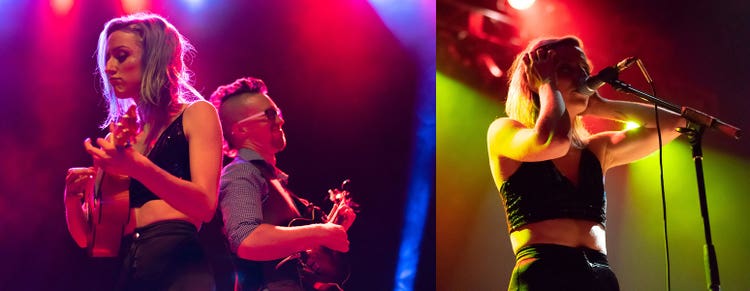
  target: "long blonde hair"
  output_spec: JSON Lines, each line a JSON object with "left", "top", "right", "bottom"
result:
{"left": 505, "top": 36, "right": 591, "bottom": 148}
{"left": 96, "top": 13, "right": 202, "bottom": 144}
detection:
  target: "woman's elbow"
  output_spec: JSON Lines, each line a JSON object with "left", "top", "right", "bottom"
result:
{"left": 198, "top": 187, "right": 218, "bottom": 222}
{"left": 71, "top": 232, "right": 88, "bottom": 248}
{"left": 198, "top": 201, "right": 217, "bottom": 222}
{"left": 537, "top": 135, "right": 571, "bottom": 158}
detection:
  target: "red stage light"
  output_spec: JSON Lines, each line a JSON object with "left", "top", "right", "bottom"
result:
{"left": 479, "top": 53, "right": 503, "bottom": 78}
{"left": 507, "top": 0, "right": 535, "bottom": 10}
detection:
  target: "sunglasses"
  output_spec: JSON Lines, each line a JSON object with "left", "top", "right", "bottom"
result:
{"left": 236, "top": 107, "right": 282, "bottom": 124}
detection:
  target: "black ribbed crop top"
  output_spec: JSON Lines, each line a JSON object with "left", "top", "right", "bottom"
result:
{"left": 129, "top": 113, "right": 191, "bottom": 208}
{"left": 499, "top": 148, "right": 606, "bottom": 232}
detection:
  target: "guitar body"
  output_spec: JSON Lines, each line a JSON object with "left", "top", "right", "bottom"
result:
{"left": 84, "top": 170, "right": 130, "bottom": 257}
{"left": 82, "top": 105, "right": 138, "bottom": 257}
{"left": 288, "top": 217, "right": 351, "bottom": 288}
{"left": 274, "top": 181, "right": 357, "bottom": 290}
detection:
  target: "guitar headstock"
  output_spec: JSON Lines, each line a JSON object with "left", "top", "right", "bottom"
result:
{"left": 328, "top": 179, "right": 359, "bottom": 211}
{"left": 112, "top": 105, "right": 139, "bottom": 149}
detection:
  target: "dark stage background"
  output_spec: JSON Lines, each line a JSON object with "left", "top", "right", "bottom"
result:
{"left": 0, "top": 1, "right": 435, "bottom": 290}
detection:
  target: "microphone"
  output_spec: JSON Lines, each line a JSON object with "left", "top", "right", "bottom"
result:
{"left": 579, "top": 57, "right": 638, "bottom": 95}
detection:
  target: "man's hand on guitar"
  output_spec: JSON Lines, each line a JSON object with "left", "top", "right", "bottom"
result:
{"left": 326, "top": 182, "right": 358, "bottom": 232}
{"left": 336, "top": 205, "right": 356, "bottom": 231}
{"left": 84, "top": 137, "right": 142, "bottom": 177}
{"left": 316, "top": 223, "right": 350, "bottom": 253}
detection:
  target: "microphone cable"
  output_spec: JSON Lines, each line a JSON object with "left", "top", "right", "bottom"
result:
{"left": 636, "top": 59, "right": 671, "bottom": 291}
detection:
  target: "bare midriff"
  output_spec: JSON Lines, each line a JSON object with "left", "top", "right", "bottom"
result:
{"left": 509, "top": 218, "right": 606, "bottom": 255}
{"left": 126, "top": 200, "right": 200, "bottom": 234}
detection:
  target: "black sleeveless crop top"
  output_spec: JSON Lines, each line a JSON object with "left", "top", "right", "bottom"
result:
{"left": 500, "top": 148, "right": 606, "bottom": 232}
{"left": 129, "top": 113, "right": 191, "bottom": 208}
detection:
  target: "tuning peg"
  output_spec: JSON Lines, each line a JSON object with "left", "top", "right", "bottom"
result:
{"left": 340, "top": 179, "right": 351, "bottom": 190}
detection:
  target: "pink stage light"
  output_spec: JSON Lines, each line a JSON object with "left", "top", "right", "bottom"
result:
{"left": 51, "top": 0, "right": 73, "bottom": 15}
{"left": 122, "top": 0, "right": 148, "bottom": 14}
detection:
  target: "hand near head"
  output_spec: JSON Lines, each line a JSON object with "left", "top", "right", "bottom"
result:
{"left": 524, "top": 48, "right": 558, "bottom": 90}
{"left": 83, "top": 137, "right": 142, "bottom": 177}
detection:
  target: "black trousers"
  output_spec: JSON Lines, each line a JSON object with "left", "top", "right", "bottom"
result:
{"left": 116, "top": 220, "right": 215, "bottom": 291}
{"left": 508, "top": 244, "right": 620, "bottom": 291}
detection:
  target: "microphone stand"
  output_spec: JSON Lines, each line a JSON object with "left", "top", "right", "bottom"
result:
{"left": 603, "top": 76, "right": 741, "bottom": 291}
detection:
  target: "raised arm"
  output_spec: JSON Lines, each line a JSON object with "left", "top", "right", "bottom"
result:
{"left": 584, "top": 93, "right": 687, "bottom": 171}
{"left": 488, "top": 48, "right": 575, "bottom": 162}
{"left": 488, "top": 80, "right": 573, "bottom": 164}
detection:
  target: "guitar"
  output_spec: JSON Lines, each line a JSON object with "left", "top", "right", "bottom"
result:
{"left": 82, "top": 105, "right": 138, "bottom": 257}
{"left": 277, "top": 179, "right": 359, "bottom": 291}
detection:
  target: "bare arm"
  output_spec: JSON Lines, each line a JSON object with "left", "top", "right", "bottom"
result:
{"left": 220, "top": 159, "right": 353, "bottom": 261}
{"left": 85, "top": 101, "right": 223, "bottom": 222}
{"left": 488, "top": 84, "right": 572, "bottom": 162}
{"left": 488, "top": 48, "right": 573, "bottom": 162}
{"left": 237, "top": 223, "right": 349, "bottom": 261}
{"left": 584, "top": 94, "right": 687, "bottom": 170}
{"left": 135, "top": 100, "right": 222, "bottom": 222}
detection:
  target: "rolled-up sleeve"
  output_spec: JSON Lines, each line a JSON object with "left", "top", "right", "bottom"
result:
{"left": 219, "top": 160, "right": 268, "bottom": 253}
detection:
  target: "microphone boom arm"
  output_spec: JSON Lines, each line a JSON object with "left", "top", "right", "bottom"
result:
{"left": 605, "top": 78, "right": 742, "bottom": 140}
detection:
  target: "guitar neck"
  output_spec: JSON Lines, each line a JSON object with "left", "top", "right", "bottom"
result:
{"left": 327, "top": 200, "right": 346, "bottom": 225}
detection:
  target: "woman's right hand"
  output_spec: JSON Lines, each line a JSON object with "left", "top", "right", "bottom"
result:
{"left": 524, "top": 48, "right": 558, "bottom": 90}
{"left": 65, "top": 167, "right": 96, "bottom": 200}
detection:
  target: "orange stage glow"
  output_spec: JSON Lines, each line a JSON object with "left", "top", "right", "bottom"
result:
{"left": 121, "top": 0, "right": 148, "bottom": 14}
{"left": 51, "top": 0, "right": 73, "bottom": 15}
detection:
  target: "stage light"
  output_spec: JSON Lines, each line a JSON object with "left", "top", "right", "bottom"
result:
{"left": 183, "top": 0, "right": 205, "bottom": 10}
{"left": 367, "top": 1, "right": 435, "bottom": 291}
{"left": 624, "top": 121, "right": 641, "bottom": 131}
{"left": 479, "top": 53, "right": 503, "bottom": 78}
{"left": 51, "top": 0, "right": 73, "bottom": 15}
{"left": 507, "top": 0, "right": 535, "bottom": 10}
{"left": 122, "top": 0, "right": 147, "bottom": 14}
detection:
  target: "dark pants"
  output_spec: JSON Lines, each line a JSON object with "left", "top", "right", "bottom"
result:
{"left": 508, "top": 244, "right": 620, "bottom": 291}
{"left": 233, "top": 256, "right": 304, "bottom": 291}
{"left": 116, "top": 220, "right": 215, "bottom": 291}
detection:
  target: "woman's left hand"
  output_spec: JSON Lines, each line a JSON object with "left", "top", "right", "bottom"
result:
{"left": 84, "top": 137, "right": 141, "bottom": 177}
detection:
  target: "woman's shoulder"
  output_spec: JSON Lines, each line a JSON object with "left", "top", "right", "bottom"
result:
{"left": 181, "top": 100, "right": 218, "bottom": 120}
{"left": 180, "top": 100, "right": 220, "bottom": 134}
{"left": 488, "top": 117, "right": 526, "bottom": 133}
{"left": 487, "top": 117, "right": 530, "bottom": 147}
{"left": 184, "top": 99, "right": 216, "bottom": 113}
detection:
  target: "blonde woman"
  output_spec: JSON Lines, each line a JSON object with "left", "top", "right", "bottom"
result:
{"left": 64, "top": 13, "right": 222, "bottom": 290}
{"left": 488, "top": 36, "right": 685, "bottom": 290}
